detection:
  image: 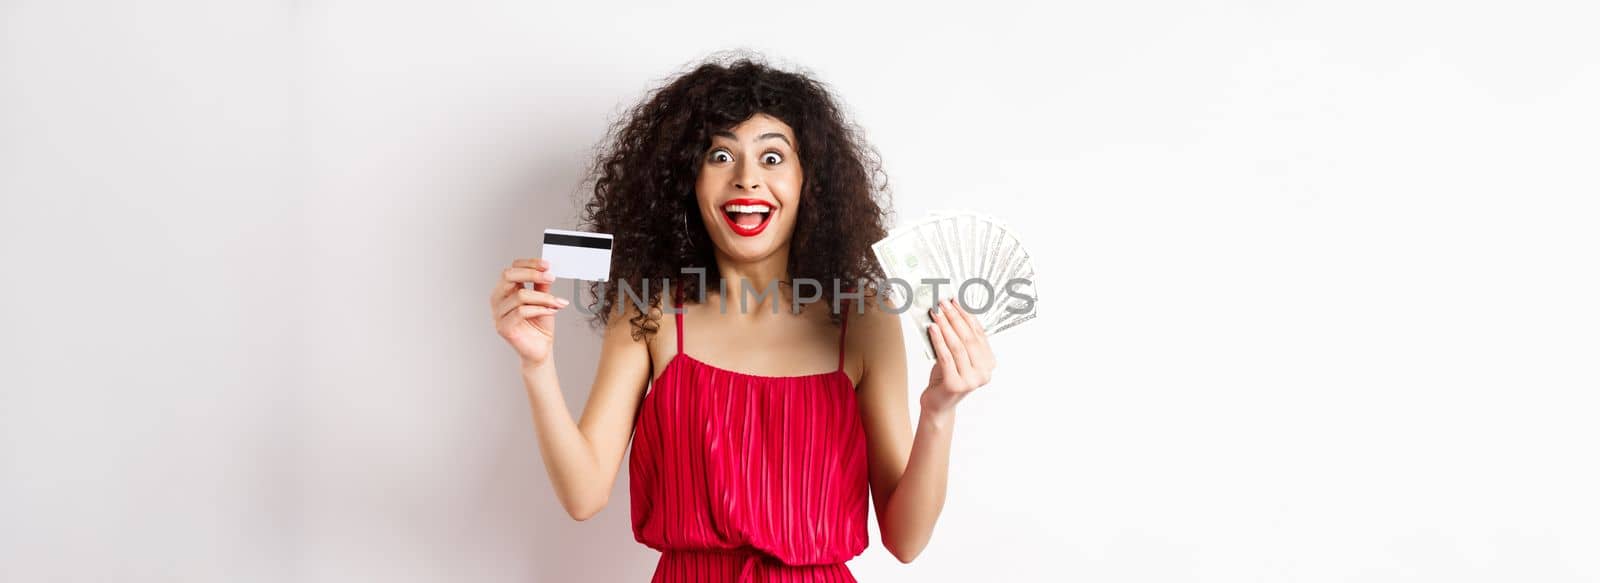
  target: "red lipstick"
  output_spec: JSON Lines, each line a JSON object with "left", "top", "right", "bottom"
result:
{"left": 720, "top": 198, "right": 776, "bottom": 237}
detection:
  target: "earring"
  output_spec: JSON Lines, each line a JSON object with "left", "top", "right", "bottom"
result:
{"left": 681, "top": 210, "right": 693, "bottom": 245}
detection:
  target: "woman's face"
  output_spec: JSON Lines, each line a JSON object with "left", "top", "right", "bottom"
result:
{"left": 695, "top": 113, "right": 804, "bottom": 263}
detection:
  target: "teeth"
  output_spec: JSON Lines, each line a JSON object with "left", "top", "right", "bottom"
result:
{"left": 722, "top": 204, "right": 772, "bottom": 214}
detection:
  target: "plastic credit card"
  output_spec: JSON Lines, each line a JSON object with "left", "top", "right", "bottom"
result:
{"left": 540, "top": 229, "right": 612, "bottom": 281}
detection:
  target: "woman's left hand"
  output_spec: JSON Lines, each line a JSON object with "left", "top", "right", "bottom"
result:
{"left": 921, "top": 297, "right": 997, "bottom": 415}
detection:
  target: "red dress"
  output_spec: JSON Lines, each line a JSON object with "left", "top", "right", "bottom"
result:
{"left": 629, "top": 292, "right": 870, "bottom": 582}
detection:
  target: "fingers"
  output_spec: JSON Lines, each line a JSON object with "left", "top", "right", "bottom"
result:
{"left": 490, "top": 278, "right": 517, "bottom": 304}
{"left": 510, "top": 304, "right": 560, "bottom": 320}
{"left": 956, "top": 300, "right": 983, "bottom": 337}
{"left": 497, "top": 288, "right": 569, "bottom": 319}
{"left": 943, "top": 298, "right": 977, "bottom": 345}
{"left": 502, "top": 266, "right": 555, "bottom": 285}
{"left": 955, "top": 300, "right": 995, "bottom": 366}
{"left": 928, "top": 323, "right": 961, "bottom": 382}
{"left": 932, "top": 301, "right": 972, "bottom": 374}
{"left": 492, "top": 258, "right": 555, "bottom": 305}
{"left": 502, "top": 258, "right": 554, "bottom": 284}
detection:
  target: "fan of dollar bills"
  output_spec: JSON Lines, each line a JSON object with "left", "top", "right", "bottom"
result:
{"left": 871, "top": 211, "right": 1039, "bottom": 359}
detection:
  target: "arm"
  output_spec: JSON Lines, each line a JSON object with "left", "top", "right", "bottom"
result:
{"left": 856, "top": 297, "right": 996, "bottom": 563}
{"left": 520, "top": 302, "right": 651, "bottom": 521}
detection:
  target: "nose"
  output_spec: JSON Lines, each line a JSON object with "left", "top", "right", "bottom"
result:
{"left": 733, "top": 157, "right": 762, "bottom": 191}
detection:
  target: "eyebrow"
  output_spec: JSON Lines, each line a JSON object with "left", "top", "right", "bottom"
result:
{"left": 712, "top": 130, "right": 793, "bottom": 148}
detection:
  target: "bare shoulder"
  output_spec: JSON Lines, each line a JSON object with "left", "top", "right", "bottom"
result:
{"left": 843, "top": 288, "right": 908, "bottom": 383}
{"left": 845, "top": 288, "right": 903, "bottom": 338}
{"left": 611, "top": 287, "right": 676, "bottom": 383}
{"left": 600, "top": 290, "right": 652, "bottom": 343}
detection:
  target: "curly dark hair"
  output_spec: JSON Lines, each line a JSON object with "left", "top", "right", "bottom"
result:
{"left": 577, "top": 52, "right": 892, "bottom": 341}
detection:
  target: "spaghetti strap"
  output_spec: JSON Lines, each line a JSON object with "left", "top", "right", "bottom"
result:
{"left": 673, "top": 285, "right": 684, "bottom": 354}
{"left": 837, "top": 300, "right": 850, "bottom": 372}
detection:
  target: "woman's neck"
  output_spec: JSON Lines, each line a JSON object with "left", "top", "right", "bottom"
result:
{"left": 711, "top": 246, "right": 794, "bottom": 317}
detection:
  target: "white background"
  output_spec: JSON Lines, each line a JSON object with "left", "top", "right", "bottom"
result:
{"left": 4, "top": 1, "right": 1598, "bottom": 581}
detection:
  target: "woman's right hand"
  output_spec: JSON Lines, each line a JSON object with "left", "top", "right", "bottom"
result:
{"left": 491, "top": 258, "right": 570, "bottom": 369}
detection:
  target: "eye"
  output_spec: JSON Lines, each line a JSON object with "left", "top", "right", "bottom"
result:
{"left": 708, "top": 149, "right": 732, "bottom": 163}
{"left": 762, "top": 152, "right": 783, "bottom": 165}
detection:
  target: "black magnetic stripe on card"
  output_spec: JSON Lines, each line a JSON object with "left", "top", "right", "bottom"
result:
{"left": 543, "top": 233, "right": 613, "bottom": 250}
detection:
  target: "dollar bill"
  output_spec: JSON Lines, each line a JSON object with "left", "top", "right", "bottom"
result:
{"left": 871, "top": 211, "right": 1039, "bottom": 359}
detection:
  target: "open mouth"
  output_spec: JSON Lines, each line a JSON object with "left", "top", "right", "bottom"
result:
{"left": 720, "top": 198, "right": 776, "bottom": 237}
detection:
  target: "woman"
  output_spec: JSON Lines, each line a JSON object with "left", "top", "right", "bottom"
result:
{"left": 488, "top": 54, "right": 996, "bottom": 582}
